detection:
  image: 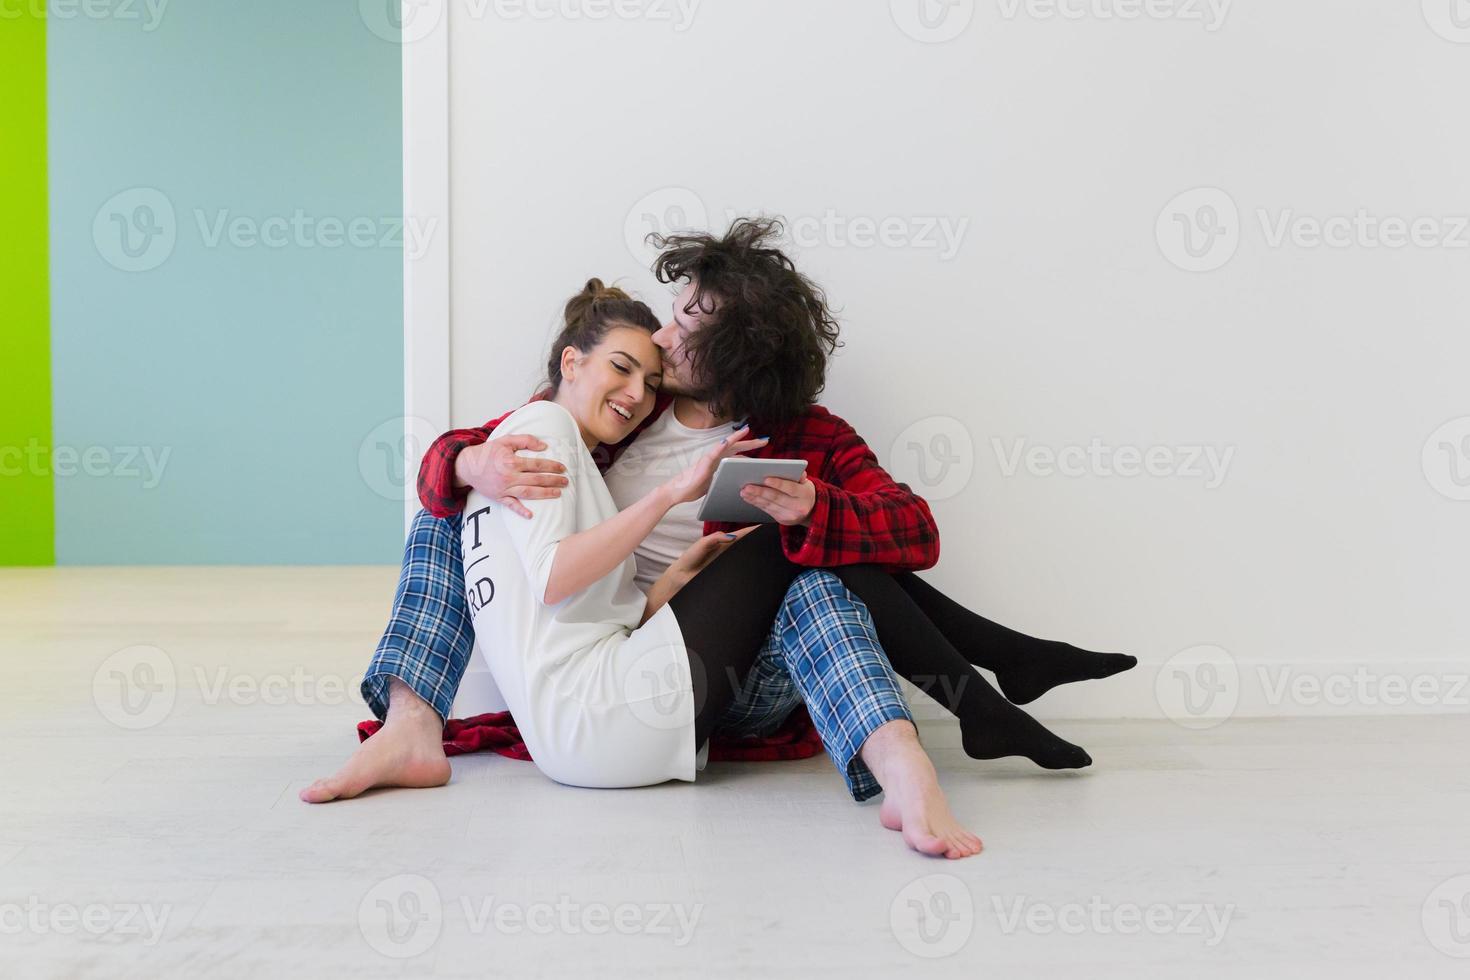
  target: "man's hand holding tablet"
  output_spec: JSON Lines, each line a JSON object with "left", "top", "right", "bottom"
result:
{"left": 697, "top": 457, "right": 811, "bottom": 525}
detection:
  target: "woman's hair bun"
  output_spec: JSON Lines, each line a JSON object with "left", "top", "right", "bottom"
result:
{"left": 543, "top": 277, "right": 663, "bottom": 396}
{"left": 564, "top": 278, "right": 633, "bottom": 329}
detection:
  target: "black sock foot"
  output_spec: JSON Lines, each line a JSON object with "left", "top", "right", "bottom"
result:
{"left": 960, "top": 704, "right": 1092, "bottom": 770}
{"left": 995, "top": 644, "right": 1137, "bottom": 705}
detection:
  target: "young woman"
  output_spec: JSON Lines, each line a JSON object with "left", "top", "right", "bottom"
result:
{"left": 458, "top": 282, "right": 788, "bottom": 785}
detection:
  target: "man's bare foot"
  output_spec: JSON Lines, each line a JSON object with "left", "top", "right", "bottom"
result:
{"left": 877, "top": 780, "right": 983, "bottom": 859}
{"left": 300, "top": 681, "right": 450, "bottom": 803}
{"left": 862, "top": 721, "right": 983, "bottom": 860}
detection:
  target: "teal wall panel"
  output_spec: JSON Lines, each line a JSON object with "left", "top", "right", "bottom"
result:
{"left": 48, "top": 2, "right": 405, "bottom": 563}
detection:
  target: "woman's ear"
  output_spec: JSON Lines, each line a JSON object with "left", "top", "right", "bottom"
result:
{"left": 559, "top": 345, "right": 580, "bottom": 383}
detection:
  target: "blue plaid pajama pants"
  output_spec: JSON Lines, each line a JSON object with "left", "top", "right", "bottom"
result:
{"left": 362, "top": 509, "right": 912, "bottom": 801}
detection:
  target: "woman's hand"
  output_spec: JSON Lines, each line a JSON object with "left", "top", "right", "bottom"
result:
{"left": 641, "top": 526, "right": 761, "bottom": 624}
{"left": 661, "top": 426, "right": 770, "bottom": 507}
{"left": 671, "top": 525, "right": 761, "bottom": 579}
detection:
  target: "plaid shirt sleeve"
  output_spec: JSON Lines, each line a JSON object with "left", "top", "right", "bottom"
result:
{"left": 415, "top": 421, "right": 502, "bottom": 518}
{"left": 775, "top": 408, "right": 940, "bottom": 572}
{"left": 416, "top": 393, "right": 673, "bottom": 518}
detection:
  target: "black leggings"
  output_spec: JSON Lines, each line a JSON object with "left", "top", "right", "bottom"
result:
{"left": 667, "top": 526, "right": 805, "bottom": 745}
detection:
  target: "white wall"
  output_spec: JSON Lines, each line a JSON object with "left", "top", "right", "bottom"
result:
{"left": 442, "top": 0, "right": 1470, "bottom": 722}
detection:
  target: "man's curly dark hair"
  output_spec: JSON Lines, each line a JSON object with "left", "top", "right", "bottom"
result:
{"left": 650, "top": 216, "right": 842, "bottom": 424}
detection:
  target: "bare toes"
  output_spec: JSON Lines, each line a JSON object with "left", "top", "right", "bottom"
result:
{"left": 907, "top": 831, "right": 949, "bottom": 857}
{"left": 299, "top": 779, "right": 340, "bottom": 804}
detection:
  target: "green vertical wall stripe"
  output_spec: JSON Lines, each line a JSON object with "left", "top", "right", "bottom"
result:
{"left": 0, "top": 8, "right": 54, "bottom": 566}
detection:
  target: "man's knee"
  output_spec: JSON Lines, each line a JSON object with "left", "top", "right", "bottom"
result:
{"left": 407, "top": 508, "right": 463, "bottom": 560}
{"left": 778, "top": 569, "right": 874, "bottom": 665}
{"left": 778, "top": 569, "right": 836, "bottom": 628}
{"left": 785, "top": 568, "right": 872, "bottom": 619}
{"left": 787, "top": 567, "right": 841, "bottom": 596}
{"left": 409, "top": 507, "right": 455, "bottom": 540}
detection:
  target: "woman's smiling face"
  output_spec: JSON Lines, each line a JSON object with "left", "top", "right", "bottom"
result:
{"left": 554, "top": 325, "right": 663, "bottom": 447}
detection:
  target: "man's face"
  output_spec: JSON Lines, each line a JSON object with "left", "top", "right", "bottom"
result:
{"left": 650, "top": 281, "right": 715, "bottom": 396}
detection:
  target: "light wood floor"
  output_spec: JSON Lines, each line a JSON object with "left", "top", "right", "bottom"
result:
{"left": 3, "top": 567, "right": 1467, "bottom": 978}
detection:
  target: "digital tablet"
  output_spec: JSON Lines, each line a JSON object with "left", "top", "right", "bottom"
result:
{"left": 696, "top": 457, "right": 809, "bottom": 524}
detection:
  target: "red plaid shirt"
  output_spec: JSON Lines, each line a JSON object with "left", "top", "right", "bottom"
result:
{"left": 417, "top": 393, "right": 939, "bottom": 571}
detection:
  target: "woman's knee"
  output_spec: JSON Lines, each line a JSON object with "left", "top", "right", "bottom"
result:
{"left": 729, "top": 522, "right": 783, "bottom": 560}
{"left": 832, "top": 563, "right": 887, "bottom": 590}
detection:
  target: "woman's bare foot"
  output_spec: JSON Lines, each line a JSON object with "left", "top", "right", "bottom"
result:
{"left": 300, "top": 681, "right": 450, "bottom": 803}
{"left": 862, "top": 721, "right": 983, "bottom": 860}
